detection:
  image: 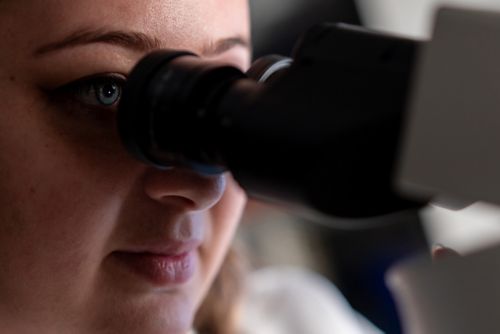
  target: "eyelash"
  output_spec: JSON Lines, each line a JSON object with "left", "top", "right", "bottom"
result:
{"left": 51, "top": 73, "right": 127, "bottom": 112}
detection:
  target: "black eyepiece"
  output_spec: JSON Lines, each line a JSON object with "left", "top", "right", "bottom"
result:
{"left": 118, "top": 50, "right": 248, "bottom": 174}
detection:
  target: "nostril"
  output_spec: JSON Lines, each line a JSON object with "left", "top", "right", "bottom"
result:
{"left": 142, "top": 167, "right": 227, "bottom": 211}
{"left": 157, "top": 195, "right": 197, "bottom": 209}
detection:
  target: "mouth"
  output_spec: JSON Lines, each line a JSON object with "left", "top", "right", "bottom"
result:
{"left": 112, "top": 240, "right": 200, "bottom": 286}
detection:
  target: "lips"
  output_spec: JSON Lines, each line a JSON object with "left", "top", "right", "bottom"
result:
{"left": 113, "top": 240, "right": 201, "bottom": 286}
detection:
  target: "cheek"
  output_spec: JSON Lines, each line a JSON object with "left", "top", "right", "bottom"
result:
{"left": 0, "top": 84, "right": 123, "bottom": 243}
{"left": 0, "top": 82, "right": 131, "bottom": 314}
{"left": 196, "top": 176, "right": 246, "bottom": 302}
{"left": 210, "top": 176, "right": 247, "bottom": 257}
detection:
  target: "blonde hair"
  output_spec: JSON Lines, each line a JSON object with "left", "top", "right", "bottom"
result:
{"left": 194, "top": 245, "right": 247, "bottom": 334}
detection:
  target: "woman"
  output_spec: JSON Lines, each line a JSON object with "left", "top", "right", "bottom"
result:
{"left": 0, "top": 1, "right": 250, "bottom": 333}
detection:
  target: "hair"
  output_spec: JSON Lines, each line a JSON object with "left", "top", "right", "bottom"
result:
{"left": 194, "top": 245, "right": 247, "bottom": 334}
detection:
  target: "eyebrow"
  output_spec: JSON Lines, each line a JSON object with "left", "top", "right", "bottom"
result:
{"left": 33, "top": 28, "right": 250, "bottom": 57}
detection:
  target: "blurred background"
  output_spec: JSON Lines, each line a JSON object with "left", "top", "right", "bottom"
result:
{"left": 240, "top": 1, "right": 500, "bottom": 333}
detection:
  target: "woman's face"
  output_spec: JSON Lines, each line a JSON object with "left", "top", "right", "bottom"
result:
{"left": 0, "top": 1, "right": 249, "bottom": 333}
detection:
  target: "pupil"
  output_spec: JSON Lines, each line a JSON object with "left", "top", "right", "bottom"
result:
{"left": 96, "top": 82, "right": 120, "bottom": 106}
{"left": 102, "top": 84, "right": 116, "bottom": 98}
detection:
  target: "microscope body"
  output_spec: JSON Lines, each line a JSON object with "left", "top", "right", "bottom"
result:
{"left": 119, "top": 23, "right": 422, "bottom": 219}
{"left": 220, "top": 24, "right": 420, "bottom": 218}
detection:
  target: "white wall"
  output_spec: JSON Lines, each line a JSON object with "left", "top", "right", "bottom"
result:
{"left": 357, "top": 0, "right": 500, "bottom": 38}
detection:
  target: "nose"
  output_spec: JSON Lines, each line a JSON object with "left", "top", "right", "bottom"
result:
{"left": 142, "top": 167, "right": 227, "bottom": 211}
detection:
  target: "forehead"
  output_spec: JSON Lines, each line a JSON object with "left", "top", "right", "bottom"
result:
{"left": 1, "top": 0, "right": 249, "bottom": 53}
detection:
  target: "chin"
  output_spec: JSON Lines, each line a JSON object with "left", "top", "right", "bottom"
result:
{"left": 87, "top": 291, "right": 196, "bottom": 334}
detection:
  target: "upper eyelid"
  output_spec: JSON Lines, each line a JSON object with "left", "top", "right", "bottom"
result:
{"left": 62, "top": 73, "right": 127, "bottom": 88}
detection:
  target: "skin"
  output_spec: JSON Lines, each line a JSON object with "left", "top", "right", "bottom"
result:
{"left": 0, "top": 1, "right": 250, "bottom": 333}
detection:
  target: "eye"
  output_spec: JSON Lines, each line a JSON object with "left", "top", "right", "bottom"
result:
{"left": 74, "top": 75, "right": 124, "bottom": 108}
{"left": 92, "top": 79, "right": 121, "bottom": 106}
{"left": 54, "top": 74, "right": 126, "bottom": 110}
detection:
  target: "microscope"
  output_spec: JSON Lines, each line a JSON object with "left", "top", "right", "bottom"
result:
{"left": 118, "top": 5, "right": 500, "bottom": 334}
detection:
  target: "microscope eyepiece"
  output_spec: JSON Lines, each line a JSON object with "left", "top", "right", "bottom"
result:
{"left": 118, "top": 50, "right": 249, "bottom": 174}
